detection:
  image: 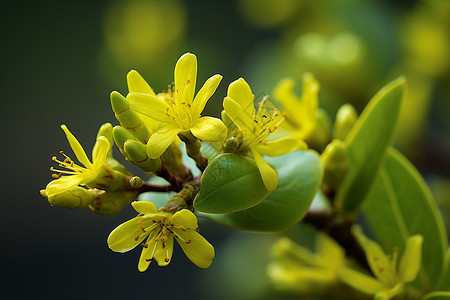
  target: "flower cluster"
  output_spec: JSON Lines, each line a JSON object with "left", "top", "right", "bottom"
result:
{"left": 41, "top": 52, "right": 319, "bottom": 271}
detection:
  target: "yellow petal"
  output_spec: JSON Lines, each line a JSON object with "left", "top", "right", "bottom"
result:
{"left": 223, "top": 97, "right": 254, "bottom": 134}
{"left": 227, "top": 77, "right": 255, "bottom": 117}
{"left": 127, "top": 70, "right": 156, "bottom": 96}
{"left": 154, "top": 233, "right": 174, "bottom": 267}
{"left": 352, "top": 226, "right": 397, "bottom": 287}
{"left": 107, "top": 216, "right": 147, "bottom": 253}
{"left": 45, "top": 175, "right": 85, "bottom": 197}
{"left": 92, "top": 136, "right": 110, "bottom": 170}
{"left": 251, "top": 147, "right": 278, "bottom": 191}
{"left": 273, "top": 78, "right": 303, "bottom": 116}
{"left": 338, "top": 267, "right": 385, "bottom": 294}
{"left": 190, "top": 117, "right": 227, "bottom": 142}
{"left": 175, "top": 53, "right": 197, "bottom": 105}
{"left": 172, "top": 209, "right": 198, "bottom": 229}
{"left": 131, "top": 201, "right": 157, "bottom": 214}
{"left": 398, "top": 235, "right": 423, "bottom": 283}
{"left": 173, "top": 229, "right": 215, "bottom": 268}
{"left": 316, "top": 233, "right": 345, "bottom": 270}
{"left": 138, "top": 233, "right": 157, "bottom": 272}
{"left": 254, "top": 137, "right": 307, "bottom": 157}
{"left": 61, "top": 124, "right": 92, "bottom": 169}
{"left": 146, "top": 123, "right": 180, "bottom": 158}
{"left": 191, "top": 74, "right": 223, "bottom": 119}
{"left": 127, "top": 92, "right": 174, "bottom": 123}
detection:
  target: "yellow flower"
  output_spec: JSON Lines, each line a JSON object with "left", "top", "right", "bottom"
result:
{"left": 107, "top": 201, "right": 215, "bottom": 271}
{"left": 223, "top": 78, "right": 306, "bottom": 191}
{"left": 267, "top": 234, "right": 346, "bottom": 294}
{"left": 273, "top": 73, "right": 319, "bottom": 139}
{"left": 338, "top": 226, "right": 423, "bottom": 300}
{"left": 126, "top": 69, "right": 163, "bottom": 134}
{"left": 127, "top": 53, "right": 227, "bottom": 158}
{"left": 43, "top": 125, "right": 110, "bottom": 197}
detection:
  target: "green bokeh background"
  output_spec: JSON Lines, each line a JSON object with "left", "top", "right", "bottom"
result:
{"left": 1, "top": 0, "right": 449, "bottom": 299}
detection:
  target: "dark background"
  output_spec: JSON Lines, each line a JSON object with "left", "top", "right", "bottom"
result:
{"left": 1, "top": 0, "right": 449, "bottom": 299}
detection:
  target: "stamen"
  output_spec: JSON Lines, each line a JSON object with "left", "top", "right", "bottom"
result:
{"left": 141, "top": 243, "right": 148, "bottom": 248}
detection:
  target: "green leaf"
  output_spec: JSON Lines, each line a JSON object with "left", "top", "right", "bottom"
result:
{"left": 364, "top": 148, "right": 448, "bottom": 289}
{"left": 194, "top": 153, "right": 270, "bottom": 213}
{"left": 201, "top": 151, "right": 322, "bottom": 231}
{"left": 336, "top": 77, "right": 406, "bottom": 214}
{"left": 440, "top": 249, "right": 450, "bottom": 291}
{"left": 422, "top": 291, "right": 450, "bottom": 300}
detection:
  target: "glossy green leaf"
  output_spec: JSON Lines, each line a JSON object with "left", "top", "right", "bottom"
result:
{"left": 336, "top": 77, "right": 405, "bottom": 214}
{"left": 422, "top": 291, "right": 450, "bottom": 300}
{"left": 201, "top": 151, "right": 322, "bottom": 231}
{"left": 364, "top": 148, "right": 448, "bottom": 289}
{"left": 194, "top": 153, "right": 270, "bottom": 213}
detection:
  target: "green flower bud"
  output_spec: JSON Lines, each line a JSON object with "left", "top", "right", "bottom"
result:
{"left": 321, "top": 139, "right": 349, "bottom": 190}
{"left": 129, "top": 176, "right": 143, "bottom": 188}
{"left": 113, "top": 125, "right": 135, "bottom": 155}
{"left": 223, "top": 137, "right": 240, "bottom": 153}
{"left": 160, "top": 142, "right": 186, "bottom": 177}
{"left": 221, "top": 110, "right": 234, "bottom": 129}
{"left": 305, "top": 108, "right": 331, "bottom": 151}
{"left": 124, "top": 140, "right": 161, "bottom": 172}
{"left": 41, "top": 187, "right": 104, "bottom": 209}
{"left": 89, "top": 190, "right": 137, "bottom": 215}
{"left": 333, "top": 104, "right": 357, "bottom": 140}
{"left": 110, "top": 91, "right": 149, "bottom": 143}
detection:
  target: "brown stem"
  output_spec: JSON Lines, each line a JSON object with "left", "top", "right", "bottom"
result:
{"left": 136, "top": 182, "right": 179, "bottom": 193}
{"left": 155, "top": 164, "right": 189, "bottom": 192}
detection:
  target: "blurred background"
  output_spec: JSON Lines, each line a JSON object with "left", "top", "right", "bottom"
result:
{"left": 1, "top": 0, "right": 449, "bottom": 299}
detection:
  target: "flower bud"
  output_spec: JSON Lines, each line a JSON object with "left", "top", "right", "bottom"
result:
{"left": 223, "top": 137, "right": 240, "bottom": 153}
{"left": 42, "top": 187, "right": 104, "bottom": 209}
{"left": 113, "top": 125, "right": 135, "bottom": 155}
{"left": 89, "top": 190, "right": 137, "bottom": 215}
{"left": 333, "top": 104, "right": 357, "bottom": 140}
{"left": 305, "top": 108, "right": 331, "bottom": 151}
{"left": 321, "top": 139, "right": 349, "bottom": 190}
{"left": 160, "top": 142, "right": 186, "bottom": 176}
{"left": 124, "top": 140, "right": 161, "bottom": 172}
{"left": 97, "top": 123, "right": 114, "bottom": 158}
{"left": 110, "top": 91, "right": 149, "bottom": 143}
{"left": 129, "top": 176, "right": 143, "bottom": 188}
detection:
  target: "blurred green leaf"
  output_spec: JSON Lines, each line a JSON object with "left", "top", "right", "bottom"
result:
{"left": 336, "top": 77, "right": 405, "bottom": 214}
{"left": 201, "top": 151, "right": 322, "bottom": 231}
{"left": 440, "top": 249, "right": 450, "bottom": 291}
{"left": 194, "top": 153, "right": 269, "bottom": 213}
{"left": 422, "top": 291, "right": 450, "bottom": 300}
{"left": 364, "top": 148, "right": 448, "bottom": 289}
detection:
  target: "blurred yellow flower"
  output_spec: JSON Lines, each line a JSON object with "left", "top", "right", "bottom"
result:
{"left": 43, "top": 125, "right": 110, "bottom": 197}
{"left": 107, "top": 201, "right": 214, "bottom": 272}
{"left": 338, "top": 226, "right": 423, "bottom": 300}
{"left": 127, "top": 53, "right": 227, "bottom": 158}
{"left": 267, "top": 233, "right": 346, "bottom": 293}
{"left": 223, "top": 78, "right": 305, "bottom": 191}
{"left": 273, "top": 73, "right": 319, "bottom": 140}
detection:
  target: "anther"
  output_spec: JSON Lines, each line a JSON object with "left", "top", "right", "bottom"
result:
{"left": 141, "top": 243, "right": 148, "bottom": 248}
{"left": 145, "top": 258, "right": 152, "bottom": 262}
{"left": 164, "top": 258, "right": 169, "bottom": 262}
{"left": 379, "top": 266, "right": 385, "bottom": 273}
{"left": 186, "top": 240, "right": 192, "bottom": 244}
{"left": 134, "top": 236, "right": 140, "bottom": 241}
{"left": 138, "top": 226, "right": 146, "bottom": 233}
{"left": 59, "top": 151, "right": 64, "bottom": 155}
{"left": 186, "top": 79, "right": 190, "bottom": 84}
